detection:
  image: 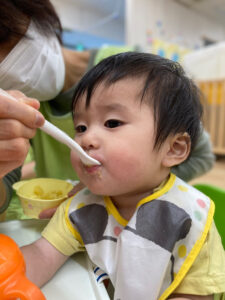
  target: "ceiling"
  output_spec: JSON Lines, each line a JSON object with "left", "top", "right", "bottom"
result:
{"left": 174, "top": 0, "right": 225, "bottom": 25}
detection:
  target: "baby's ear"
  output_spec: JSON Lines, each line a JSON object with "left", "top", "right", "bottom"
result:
{"left": 162, "top": 133, "right": 191, "bottom": 168}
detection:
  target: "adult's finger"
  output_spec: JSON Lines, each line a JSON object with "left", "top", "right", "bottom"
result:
{"left": 0, "top": 119, "right": 37, "bottom": 140}
{"left": 8, "top": 90, "right": 40, "bottom": 109}
{"left": 0, "top": 161, "right": 24, "bottom": 179}
{"left": 0, "top": 92, "right": 44, "bottom": 128}
{"left": 0, "top": 138, "right": 30, "bottom": 178}
{"left": 0, "top": 138, "right": 30, "bottom": 161}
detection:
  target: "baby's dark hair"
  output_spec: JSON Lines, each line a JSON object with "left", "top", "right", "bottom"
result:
{"left": 72, "top": 52, "right": 202, "bottom": 153}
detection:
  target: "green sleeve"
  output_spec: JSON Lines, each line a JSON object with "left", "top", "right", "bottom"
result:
{"left": 0, "top": 167, "right": 21, "bottom": 213}
{"left": 172, "top": 129, "right": 215, "bottom": 182}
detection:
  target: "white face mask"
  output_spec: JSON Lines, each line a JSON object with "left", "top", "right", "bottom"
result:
{"left": 0, "top": 22, "right": 65, "bottom": 101}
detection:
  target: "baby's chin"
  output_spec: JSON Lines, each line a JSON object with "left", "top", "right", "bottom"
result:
{"left": 87, "top": 187, "right": 108, "bottom": 196}
{"left": 85, "top": 183, "right": 115, "bottom": 197}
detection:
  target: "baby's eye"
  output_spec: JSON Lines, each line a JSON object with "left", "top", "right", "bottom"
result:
{"left": 104, "top": 119, "right": 123, "bottom": 128}
{"left": 75, "top": 125, "right": 87, "bottom": 133}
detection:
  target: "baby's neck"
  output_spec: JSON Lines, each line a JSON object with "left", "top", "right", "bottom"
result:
{"left": 111, "top": 174, "right": 170, "bottom": 221}
{"left": 116, "top": 191, "right": 154, "bottom": 220}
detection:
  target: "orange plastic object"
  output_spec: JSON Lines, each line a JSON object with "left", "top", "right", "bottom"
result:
{"left": 0, "top": 234, "right": 46, "bottom": 300}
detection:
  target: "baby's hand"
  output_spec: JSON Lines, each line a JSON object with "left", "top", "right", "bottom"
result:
{"left": 67, "top": 181, "right": 85, "bottom": 197}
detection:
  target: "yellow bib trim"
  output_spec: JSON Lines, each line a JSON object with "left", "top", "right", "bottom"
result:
{"left": 104, "top": 174, "right": 176, "bottom": 227}
{"left": 137, "top": 173, "right": 176, "bottom": 208}
{"left": 104, "top": 196, "right": 128, "bottom": 227}
{"left": 159, "top": 199, "right": 215, "bottom": 300}
{"left": 65, "top": 196, "right": 84, "bottom": 245}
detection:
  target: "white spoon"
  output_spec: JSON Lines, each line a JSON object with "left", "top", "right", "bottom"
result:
{"left": 41, "top": 120, "right": 100, "bottom": 166}
{"left": 0, "top": 89, "right": 100, "bottom": 166}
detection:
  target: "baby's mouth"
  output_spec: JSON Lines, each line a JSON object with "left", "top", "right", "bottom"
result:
{"left": 84, "top": 164, "right": 101, "bottom": 174}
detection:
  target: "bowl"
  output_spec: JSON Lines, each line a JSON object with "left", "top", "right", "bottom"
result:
{"left": 13, "top": 178, "right": 73, "bottom": 218}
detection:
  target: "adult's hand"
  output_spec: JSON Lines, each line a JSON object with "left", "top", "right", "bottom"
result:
{"left": 0, "top": 90, "right": 45, "bottom": 179}
{"left": 39, "top": 181, "right": 85, "bottom": 219}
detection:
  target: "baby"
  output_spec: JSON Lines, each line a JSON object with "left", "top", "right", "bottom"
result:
{"left": 21, "top": 52, "right": 225, "bottom": 300}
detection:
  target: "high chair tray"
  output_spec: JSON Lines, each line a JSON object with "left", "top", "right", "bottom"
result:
{"left": 0, "top": 219, "right": 110, "bottom": 300}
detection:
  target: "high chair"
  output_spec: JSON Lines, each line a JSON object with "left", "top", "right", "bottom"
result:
{"left": 194, "top": 183, "right": 225, "bottom": 249}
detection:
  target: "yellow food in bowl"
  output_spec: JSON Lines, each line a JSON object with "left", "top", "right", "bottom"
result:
{"left": 13, "top": 178, "right": 73, "bottom": 218}
{"left": 26, "top": 185, "right": 64, "bottom": 200}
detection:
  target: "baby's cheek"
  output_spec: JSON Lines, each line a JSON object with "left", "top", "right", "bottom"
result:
{"left": 108, "top": 151, "right": 140, "bottom": 180}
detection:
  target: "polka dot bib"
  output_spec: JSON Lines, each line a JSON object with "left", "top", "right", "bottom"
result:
{"left": 66, "top": 174, "right": 214, "bottom": 300}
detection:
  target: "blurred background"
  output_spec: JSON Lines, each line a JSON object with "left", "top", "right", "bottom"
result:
{"left": 51, "top": 0, "right": 225, "bottom": 52}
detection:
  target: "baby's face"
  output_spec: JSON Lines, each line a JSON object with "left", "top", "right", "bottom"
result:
{"left": 71, "top": 78, "right": 169, "bottom": 200}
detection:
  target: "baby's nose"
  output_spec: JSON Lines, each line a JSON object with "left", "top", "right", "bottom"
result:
{"left": 80, "top": 130, "right": 100, "bottom": 151}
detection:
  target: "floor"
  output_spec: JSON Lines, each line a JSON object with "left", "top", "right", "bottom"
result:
{"left": 190, "top": 156, "right": 225, "bottom": 189}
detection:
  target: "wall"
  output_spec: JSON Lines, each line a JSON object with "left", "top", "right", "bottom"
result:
{"left": 51, "top": 0, "right": 225, "bottom": 51}
{"left": 51, "top": 0, "right": 125, "bottom": 44}
{"left": 125, "top": 0, "right": 225, "bottom": 50}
